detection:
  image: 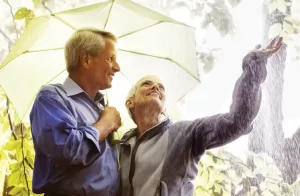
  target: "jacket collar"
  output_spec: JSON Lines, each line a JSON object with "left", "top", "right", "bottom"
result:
{"left": 121, "top": 117, "right": 172, "bottom": 143}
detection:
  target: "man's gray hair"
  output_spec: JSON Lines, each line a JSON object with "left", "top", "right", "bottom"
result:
{"left": 64, "top": 27, "right": 117, "bottom": 73}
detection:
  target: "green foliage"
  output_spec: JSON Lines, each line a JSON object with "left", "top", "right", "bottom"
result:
{"left": 14, "top": 8, "right": 35, "bottom": 28}
{"left": 171, "top": 0, "right": 239, "bottom": 36}
{"left": 0, "top": 88, "right": 39, "bottom": 196}
{"left": 161, "top": 0, "right": 243, "bottom": 74}
{"left": 199, "top": 0, "right": 235, "bottom": 37}
{"left": 266, "top": 0, "right": 300, "bottom": 62}
{"left": 193, "top": 150, "right": 300, "bottom": 196}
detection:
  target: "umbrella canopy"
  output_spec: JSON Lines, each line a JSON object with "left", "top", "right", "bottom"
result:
{"left": 0, "top": 0, "right": 199, "bottom": 124}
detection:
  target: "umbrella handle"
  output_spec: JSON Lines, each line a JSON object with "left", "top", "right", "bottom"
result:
{"left": 105, "top": 90, "right": 121, "bottom": 144}
{"left": 105, "top": 90, "right": 109, "bottom": 106}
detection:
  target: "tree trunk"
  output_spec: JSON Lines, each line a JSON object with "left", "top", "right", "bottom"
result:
{"left": 247, "top": 0, "right": 300, "bottom": 184}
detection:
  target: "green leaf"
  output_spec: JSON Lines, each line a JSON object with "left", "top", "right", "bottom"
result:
{"left": 268, "top": 23, "right": 282, "bottom": 39}
{"left": 261, "top": 189, "right": 274, "bottom": 196}
{"left": 1, "top": 117, "right": 10, "bottom": 133}
{"left": 7, "top": 170, "right": 22, "bottom": 187}
{"left": 25, "top": 10, "right": 35, "bottom": 28}
{"left": 14, "top": 8, "right": 30, "bottom": 20}
{"left": 205, "top": 151, "right": 214, "bottom": 157}
{"left": 213, "top": 156, "right": 218, "bottom": 163}
{"left": 8, "top": 186, "right": 22, "bottom": 195}
{"left": 0, "top": 151, "right": 10, "bottom": 161}
{"left": 277, "top": 0, "right": 287, "bottom": 13}
{"left": 195, "top": 185, "right": 208, "bottom": 194}
{"left": 4, "top": 140, "right": 21, "bottom": 151}
{"left": 16, "top": 147, "right": 24, "bottom": 162}
{"left": 15, "top": 188, "right": 28, "bottom": 196}
{"left": 199, "top": 161, "right": 204, "bottom": 168}
{"left": 283, "top": 22, "right": 294, "bottom": 34}
{"left": 208, "top": 166, "right": 214, "bottom": 170}
{"left": 10, "top": 163, "right": 22, "bottom": 172}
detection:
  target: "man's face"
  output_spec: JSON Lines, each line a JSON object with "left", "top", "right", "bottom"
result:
{"left": 86, "top": 39, "right": 120, "bottom": 90}
{"left": 130, "top": 76, "right": 166, "bottom": 113}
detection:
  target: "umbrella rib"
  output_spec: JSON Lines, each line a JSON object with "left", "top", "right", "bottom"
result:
{"left": 104, "top": 0, "right": 115, "bottom": 29}
{"left": 117, "top": 21, "right": 194, "bottom": 39}
{"left": 117, "top": 21, "right": 162, "bottom": 39}
{"left": 118, "top": 49, "right": 200, "bottom": 82}
{"left": 27, "top": 47, "right": 64, "bottom": 53}
{"left": 20, "top": 69, "right": 67, "bottom": 121}
{"left": 2, "top": 69, "right": 67, "bottom": 122}
{"left": 51, "top": 14, "right": 77, "bottom": 30}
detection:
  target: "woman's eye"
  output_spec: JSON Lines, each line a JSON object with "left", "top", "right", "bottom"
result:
{"left": 142, "top": 81, "right": 150, "bottom": 86}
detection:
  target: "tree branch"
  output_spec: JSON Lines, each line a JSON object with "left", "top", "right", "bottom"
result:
{"left": 0, "top": 28, "right": 13, "bottom": 50}
{"left": 6, "top": 96, "right": 34, "bottom": 171}
{"left": 25, "top": 158, "right": 34, "bottom": 170}
{"left": 21, "top": 124, "right": 30, "bottom": 196}
{"left": 4, "top": 0, "right": 19, "bottom": 38}
{"left": 6, "top": 96, "right": 17, "bottom": 140}
{"left": 42, "top": 0, "right": 52, "bottom": 13}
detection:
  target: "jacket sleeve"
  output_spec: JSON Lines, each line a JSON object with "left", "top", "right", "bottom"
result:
{"left": 189, "top": 50, "right": 268, "bottom": 157}
{"left": 30, "top": 88, "right": 104, "bottom": 167}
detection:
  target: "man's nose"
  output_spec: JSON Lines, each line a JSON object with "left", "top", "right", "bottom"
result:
{"left": 112, "top": 61, "right": 120, "bottom": 72}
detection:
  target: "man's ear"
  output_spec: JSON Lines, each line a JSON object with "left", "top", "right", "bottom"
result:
{"left": 80, "top": 51, "right": 91, "bottom": 69}
{"left": 126, "top": 97, "right": 134, "bottom": 109}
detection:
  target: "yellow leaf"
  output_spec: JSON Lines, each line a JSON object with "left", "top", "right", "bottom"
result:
{"left": 14, "top": 8, "right": 29, "bottom": 20}
{"left": 283, "top": 22, "right": 294, "bottom": 34}
{"left": 277, "top": 0, "right": 287, "bottom": 13}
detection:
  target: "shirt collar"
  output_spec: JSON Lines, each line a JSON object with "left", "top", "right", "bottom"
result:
{"left": 62, "top": 77, "right": 84, "bottom": 96}
{"left": 62, "top": 77, "right": 104, "bottom": 102}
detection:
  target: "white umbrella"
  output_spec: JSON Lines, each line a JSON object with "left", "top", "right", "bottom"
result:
{"left": 0, "top": 0, "right": 199, "bottom": 125}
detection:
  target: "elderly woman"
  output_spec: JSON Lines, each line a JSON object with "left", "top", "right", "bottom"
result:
{"left": 118, "top": 38, "right": 282, "bottom": 196}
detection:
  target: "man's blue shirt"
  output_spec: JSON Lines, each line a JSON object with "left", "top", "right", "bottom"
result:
{"left": 30, "top": 77, "right": 119, "bottom": 196}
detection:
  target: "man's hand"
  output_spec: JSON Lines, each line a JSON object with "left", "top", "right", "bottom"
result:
{"left": 256, "top": 37, "right": 283, "bottom": 57}
{"left": 93, "top": 106, "right": 121, "bottom": 143}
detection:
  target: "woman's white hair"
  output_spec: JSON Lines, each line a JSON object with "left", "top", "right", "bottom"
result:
{"left": 125, "top": 75, "right": 167, "bottom": 121}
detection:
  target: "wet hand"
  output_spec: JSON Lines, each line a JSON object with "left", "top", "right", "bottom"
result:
{"left": 256, "top": 37, "right": 283, "bottom": 58}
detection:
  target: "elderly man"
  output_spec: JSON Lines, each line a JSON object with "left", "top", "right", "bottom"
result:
{"left": 119, "top": 37, "right": 283, "bottom": 196}
{"left": 30, "top": 28, "right": 121, "bottom": 196}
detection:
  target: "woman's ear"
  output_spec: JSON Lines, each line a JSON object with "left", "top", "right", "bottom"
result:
{"left": 162, "top": 108, "right": 167, "bottom": 117}
{"left": 126, "top": 97, "right": 134, "bottom": 109}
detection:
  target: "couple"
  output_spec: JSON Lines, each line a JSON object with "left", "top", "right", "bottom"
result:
{"left": 30, "top": 28, "right": 282, "bottom": 196}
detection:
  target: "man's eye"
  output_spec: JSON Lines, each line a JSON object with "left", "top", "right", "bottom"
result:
{"left": 107, "top": 56, "right": 115, "bottom": 62}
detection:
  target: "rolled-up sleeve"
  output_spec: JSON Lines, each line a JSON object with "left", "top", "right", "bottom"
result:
{"left": 30, "top": 89, "right": 103, "bottom": 167}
